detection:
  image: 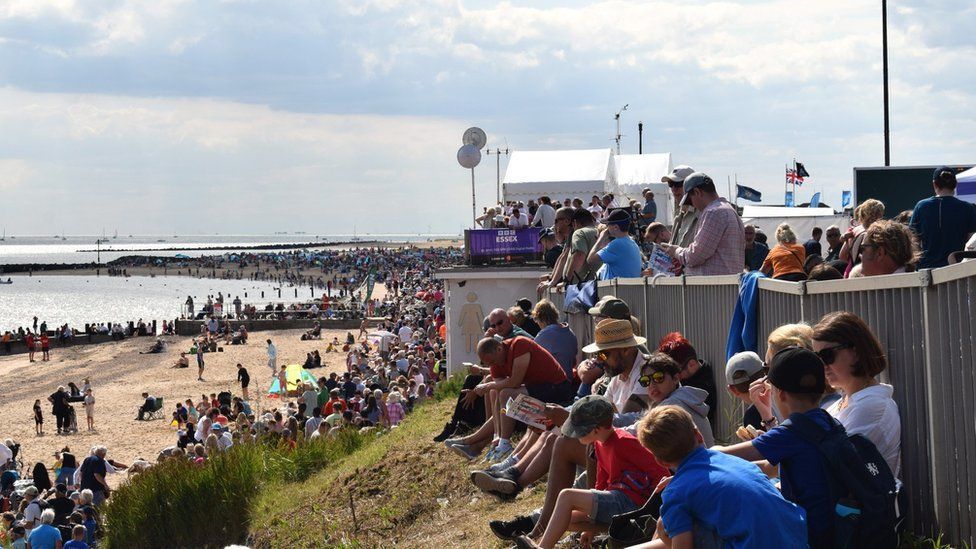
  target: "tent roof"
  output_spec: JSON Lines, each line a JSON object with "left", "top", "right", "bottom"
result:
{"left": 613, "top": 153, "right": 672, "bottom": 186}
{"left": 741, "top": 206, "right": 838, "bottom": 218}
{"left": 503, "top": 148, "right": 613, "bottom": 185}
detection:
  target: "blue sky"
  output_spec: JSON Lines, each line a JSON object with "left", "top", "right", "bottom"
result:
{"left": 0, "top": 0, "right": 973, "bottom": 235}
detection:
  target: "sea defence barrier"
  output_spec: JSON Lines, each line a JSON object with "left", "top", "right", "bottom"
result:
{"left": 173, "top": 318, "right": 372, "bottom": 336}
{"left": 543, "top": 259, "right": 976, "bottom": 546}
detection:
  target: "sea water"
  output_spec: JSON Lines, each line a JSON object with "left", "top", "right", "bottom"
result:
{"left": 0, "top": 275, "right": 310, "bottom": 332}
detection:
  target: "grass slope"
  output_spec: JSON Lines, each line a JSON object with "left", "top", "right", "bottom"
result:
{"left": 249, "top": 398, "right": 544, "bottom": 548}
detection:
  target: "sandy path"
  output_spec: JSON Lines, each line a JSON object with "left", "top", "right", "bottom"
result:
{"left": 0, "top": 328, "right": 354, "bottom": 486}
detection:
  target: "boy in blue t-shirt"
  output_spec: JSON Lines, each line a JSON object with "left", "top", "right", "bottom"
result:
{"left": 63, "top": 524, "right": 89, "bottom": 549}
{"left": 715, "top": 346, "right": 833, "bottom": 548}
{"left": 634, "top": 405, "right": 808, "bottom": 548}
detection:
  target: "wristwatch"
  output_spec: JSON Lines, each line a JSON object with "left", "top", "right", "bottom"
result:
{"left": 761, "top": 417, "right": 778, "bottom": 429}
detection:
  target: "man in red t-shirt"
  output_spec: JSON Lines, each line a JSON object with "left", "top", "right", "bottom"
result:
{"left": 470, "top": 336, "right": 571, "bottom": 457}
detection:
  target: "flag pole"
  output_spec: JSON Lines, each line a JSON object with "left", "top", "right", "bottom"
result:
{"left": 727, "top": 175, "right": 732, "bottom": 203}
{"left": 784, "top": 163, "right": 788, "bottom": 206}
{"left": 792, "top": 157, "right": 797, "bottom": 206}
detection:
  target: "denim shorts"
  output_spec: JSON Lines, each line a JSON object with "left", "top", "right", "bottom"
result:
{"left": 589, "top": 489, "right": 637, "bottom": 525}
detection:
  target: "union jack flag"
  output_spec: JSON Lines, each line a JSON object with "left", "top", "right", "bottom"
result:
{"left": 786, "top": 169, "right": 804, "bottom": 186}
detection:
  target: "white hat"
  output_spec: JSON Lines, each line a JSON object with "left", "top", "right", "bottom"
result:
{"left": 662, "top": 165, "right": 695, "bottom": 184}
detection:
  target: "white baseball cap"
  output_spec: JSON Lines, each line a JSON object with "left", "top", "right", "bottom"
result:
{"left": 662, "top": 165, "right": 696, "bottom": 184}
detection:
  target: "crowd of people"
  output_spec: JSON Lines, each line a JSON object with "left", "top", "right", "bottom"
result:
{"left": 435, "top": 288, "right": 902, "bottom": 548}
{"left": 484, "top": 165, "right": 975, "bottom": 289}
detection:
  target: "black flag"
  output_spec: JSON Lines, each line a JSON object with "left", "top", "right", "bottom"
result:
{"left": 795, "top": 162, "right": 810, "bottom": 178}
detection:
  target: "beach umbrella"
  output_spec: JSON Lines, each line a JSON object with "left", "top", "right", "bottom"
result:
{"left": 366, "top": 330, "right": 397, "bottom": 344}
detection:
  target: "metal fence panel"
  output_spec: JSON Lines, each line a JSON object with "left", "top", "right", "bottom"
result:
{"left": 615, "top": 278, "right": 647, "bottom": 339}
{"left": 644, "top": 277, "right": 686, "bottom": 348}
{"left": 682, "top": 276, "right": 741, "bottom": 442}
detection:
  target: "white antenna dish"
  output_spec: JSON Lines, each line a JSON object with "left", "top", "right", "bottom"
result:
{"left": 457, "top": 144, "right": 482, "bottom": 169}
{"left": 462, "top": 127, "right": 487, "bottom": 150}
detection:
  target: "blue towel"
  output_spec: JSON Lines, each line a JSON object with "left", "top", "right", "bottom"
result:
{"left": 726, "top": 271, "right": 766, "bottom": 360}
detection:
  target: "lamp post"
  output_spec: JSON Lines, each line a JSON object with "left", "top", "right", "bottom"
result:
{"left": 882, "top": 0, "right": 890, "bottom": 166}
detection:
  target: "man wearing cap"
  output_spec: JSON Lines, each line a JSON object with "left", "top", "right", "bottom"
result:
{"left": 663, "top": 165, "right": 699, "bottom": 248}
{"left": 587, "top": 210, "right": 643, "bottom": 280}
{"left": 714, "top": 347, "right": 836, "bottom": 547}
{"left": 909, "top": 166, "right": 976, "bottom": 268}
{"left": 530, "top": 196, "right": 556, "bottom": 229}
{"left": 513, "top": 395, "right": 668, "bottom": 549}
{"left": 659, "top": 172, "right": 745, "bottom": 276}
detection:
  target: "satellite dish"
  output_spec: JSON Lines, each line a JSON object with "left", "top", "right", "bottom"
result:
{"left": 462, "top": 127, "right": 487, "bottom": 150}
{"left": 457, "top": 144, "right": 481, "bottom": 169}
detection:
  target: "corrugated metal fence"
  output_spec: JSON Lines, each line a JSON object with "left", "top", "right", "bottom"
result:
{"left": 549, "top": 260, "right": 976, "bottom": 545}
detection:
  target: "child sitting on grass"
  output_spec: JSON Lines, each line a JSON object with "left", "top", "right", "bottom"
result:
{"left": 514, "top": 395, "right": 668, "bottom": 549}
{"left": 632, "top": 405, "right": 808, "bottom": 548}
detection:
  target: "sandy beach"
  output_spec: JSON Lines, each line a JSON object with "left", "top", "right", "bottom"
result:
{"left": 0, "top": 328, "right": 356, "bottom": 486}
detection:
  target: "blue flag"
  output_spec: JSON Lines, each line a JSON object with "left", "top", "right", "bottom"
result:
{"left": 736, "top": 184, "right": 762, "bottom": 202}
{"left": 785, "top": 191, "right": 794, "bottom": 207}
{"left": 841, "top": 190, "right": 852, "bottom": 208}
{"left": 809, "top": 192, "right": 821, "bottom": 208}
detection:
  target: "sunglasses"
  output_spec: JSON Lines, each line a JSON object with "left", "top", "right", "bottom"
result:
{"left": 637, "top": 370, "right": 667, "bottom": 387}
{"left": 595, "top": 351, "right": 609, "bottom": 363}
{"left": 667, "top": 181, "right": 683, "bottom": 188}
{"left": 489, "top": 319, "right": 506, "bottom": 328}
{"left": 816, "top": 344, "right": 852, "bottom": 365}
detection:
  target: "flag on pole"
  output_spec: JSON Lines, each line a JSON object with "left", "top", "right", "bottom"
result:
{"left": 842, "top": 190, "right": 852, "bottom": 208}
{"left": 795, "top": 162, "right": 810, "bottom": 178}
{"left": 735, "top": 184, "right": 762, "bottom": 202}
{"left": 786, "top": 169, "right": 805, "bottom": 186}
{"left": 809, "top": 192, "right": 821, "bottom": 208}
{"left": 785, "top": 191, "right": 795, "bottom": 207}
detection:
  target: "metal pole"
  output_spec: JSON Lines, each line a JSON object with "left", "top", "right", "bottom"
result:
{"left": 471, "top": 168, "right": 476, "bottom": 228}
{"left": 496, "top": 148, "right": 501, "bottom": 204}
{"left": 882, "top": 0, "right": 890, "bottom": 166}
{"left": 638, "top": 122, "right": 643, "bottom": 154}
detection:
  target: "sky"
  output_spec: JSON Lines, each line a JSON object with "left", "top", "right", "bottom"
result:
{"left": 0, "top": 0, "right": 974, "bottom": 236}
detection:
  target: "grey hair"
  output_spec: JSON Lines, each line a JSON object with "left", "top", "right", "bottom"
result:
{"left": 80, "top": 489, "right": 94, "bottom": 504}
{"left": 40, "top": 509, "right": 56, "bottom": 524}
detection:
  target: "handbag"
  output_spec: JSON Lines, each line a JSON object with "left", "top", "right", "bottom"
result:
{"left": 563, "top": 277, "right": 597, "bottom": 314}
{"left": 607, "top": 491, "right": 662, "bottom": 548}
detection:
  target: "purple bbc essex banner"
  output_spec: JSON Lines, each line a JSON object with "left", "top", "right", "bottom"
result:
{"left": 468, "top": 228, "right": 542, "bottom": 256}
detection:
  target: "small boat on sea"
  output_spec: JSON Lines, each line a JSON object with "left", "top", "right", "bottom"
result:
{"left": 0, "top": 279, "right": 12, "bottom": 285}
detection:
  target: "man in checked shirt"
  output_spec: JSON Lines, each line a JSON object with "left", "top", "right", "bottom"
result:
{"left": 660, "top": 172, "right": 745, "bottom": 276}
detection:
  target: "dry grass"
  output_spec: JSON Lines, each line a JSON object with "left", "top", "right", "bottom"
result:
{"left": 248, "top": 398, "right": 545, "bottom": 548}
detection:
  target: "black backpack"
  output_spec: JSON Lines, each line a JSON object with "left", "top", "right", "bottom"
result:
{"left": 784, "top": 413, "right": 898, "bottom": 549}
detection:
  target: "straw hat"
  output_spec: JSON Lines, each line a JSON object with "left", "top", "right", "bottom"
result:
{"left": 581, "top": 319, "right": 646, "bottom": 353}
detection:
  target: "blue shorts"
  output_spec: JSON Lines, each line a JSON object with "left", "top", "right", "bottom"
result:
{"left": 589, "top": 489, "right": 637, "bottom": 525}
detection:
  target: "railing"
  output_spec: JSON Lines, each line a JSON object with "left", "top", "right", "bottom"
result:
{"left": 550, "top": 260, "right": 976, "bottom": 545}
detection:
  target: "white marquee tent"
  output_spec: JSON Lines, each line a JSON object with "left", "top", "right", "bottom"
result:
{"left": 502, "top": 148, "right": 616, "bottom": 205}
{"left": 614, "top": 153, "right": 674, "bottom": 224}
{"left": 741, "top": 206, "right": 851, "bottom": 241}
{"left": 957, "top": 166, "right": 976, "bottom": 204}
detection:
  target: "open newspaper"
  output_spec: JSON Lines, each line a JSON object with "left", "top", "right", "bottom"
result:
{"left": 504, "top": 393, "right": 548, "bottom": 430}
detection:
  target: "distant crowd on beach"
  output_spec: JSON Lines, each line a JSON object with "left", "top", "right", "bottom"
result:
{"left": 0, "top": 246, "right": 461, "bottom": 548}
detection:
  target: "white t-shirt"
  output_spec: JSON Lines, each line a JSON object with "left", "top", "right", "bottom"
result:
{"left": 587, "top": 204, "right": 604, "bottom": 217}
{"left": 604, "top": 354, "right": 646, "bottom": 411}
{"left": 508, "top": 213, "right": 529, "bottom": 228}
{"left": 23, "top": 499, "right": 42, "bottom": 530}
{"left": 532, "top": 204, "right": 556, "bottom": 229}
{"left": 827, "top": 383, "right": 901, "bottom": 478}
{"left": 305, "top": 417, "right": 324, "bottom": 439}
{"left": 398, "top": 326, "right": 413, "bottom": 341}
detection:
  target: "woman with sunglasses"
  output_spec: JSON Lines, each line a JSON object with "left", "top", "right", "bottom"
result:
{"left": 812, "top": 311, "right": 901, "bottom": 477}
{"left": 637, "top": 353, "right": 714, "bottom": 447}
